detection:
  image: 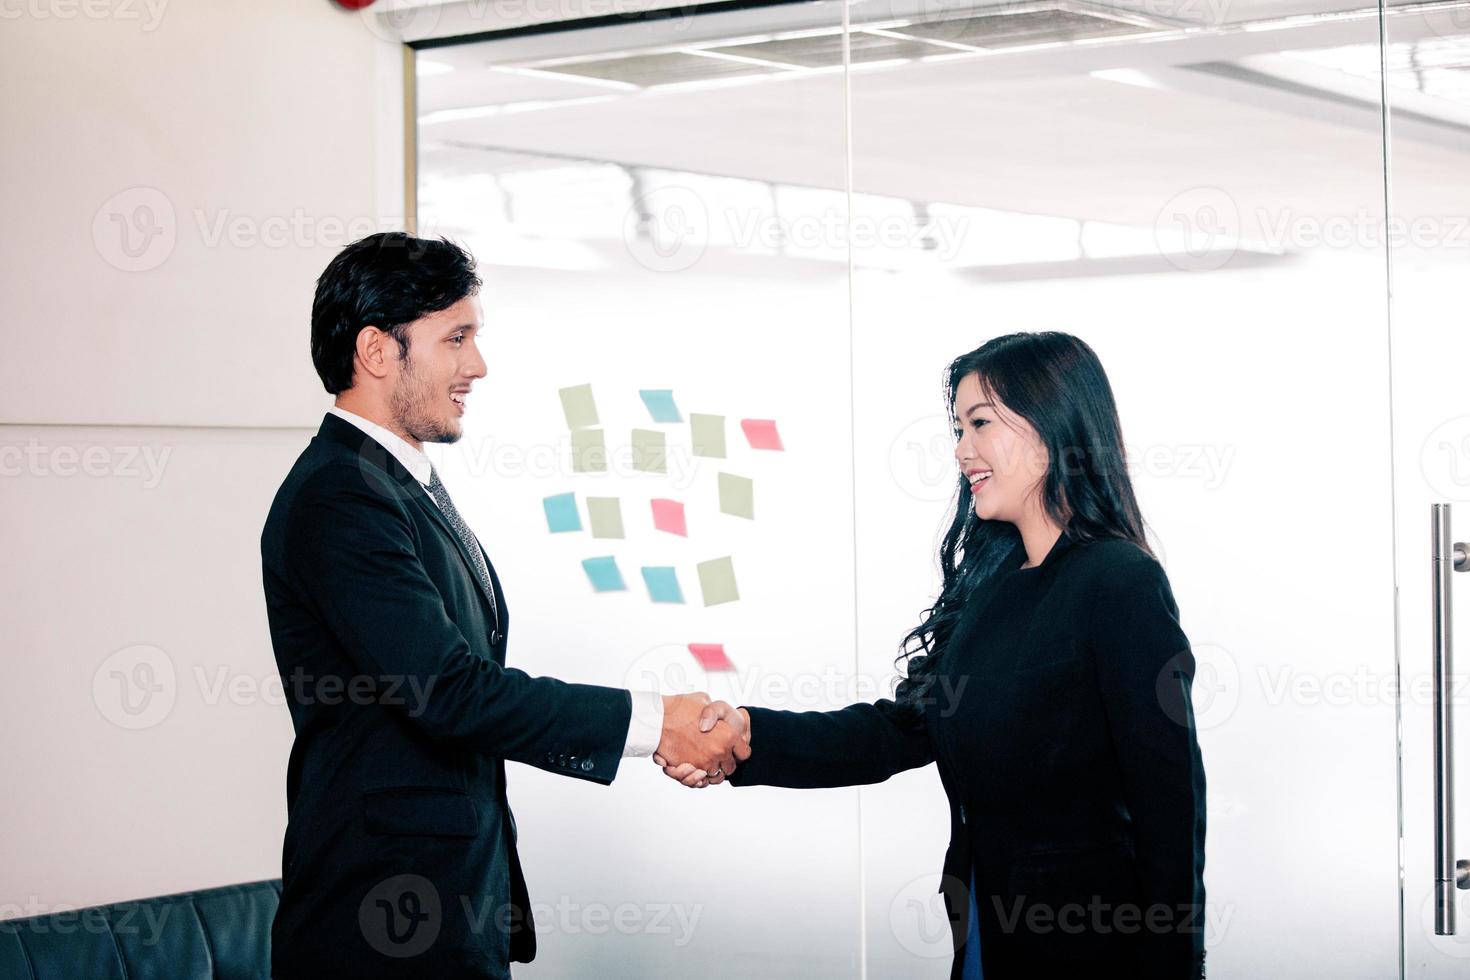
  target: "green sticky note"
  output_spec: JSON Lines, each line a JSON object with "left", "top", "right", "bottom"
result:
{"left": 691, "top": 413, "right": 726, "bottom": 458}
{"left": 697, "top": 556, "right": 739, "bottom": 606}
{"left": 587, "top": 497, "right": 625, "bottom": 539}
{"left": 543, "top": 492, "right": 581, "bottom": 533}
{"left": 718, "top": 472, "right": 754, "bottom": 520}
{"left": 571, "top": 428, "right": 607, "bottom": 473}
{"left": 631, "top": 428, "right": 667, "bottom": 474}
{"left": 559, "top": 384, "right": 600, "bottom": 430}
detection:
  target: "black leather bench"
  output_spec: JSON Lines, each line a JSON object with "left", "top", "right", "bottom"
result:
{"left": 0, "top": 879, "right": 279, "bottom": 979}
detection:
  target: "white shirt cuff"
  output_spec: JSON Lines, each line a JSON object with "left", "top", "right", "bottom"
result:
{"left": 622, "top": 689, "right": 664, "bottom": 758}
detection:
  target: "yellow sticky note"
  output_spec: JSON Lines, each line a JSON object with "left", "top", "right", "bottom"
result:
{"left": 697, "top": 556, "right": 739, "bottom": 606}
{"left": 632, "top": 428, "right": 667, "bottom": 474}
{"left": 587, "top": 497, "right": 625, "bottom": 539}
{"left": 691, "top": 413, "right": 726, "bottom": 459}
{"left": 718, "top": 472, "right": 754, "bottom": 520}
{"left": 559, "top": 384, "right": 600, "bottom": 430}
{"left": 571, "top": 428, "right": 607, "bottom": 473}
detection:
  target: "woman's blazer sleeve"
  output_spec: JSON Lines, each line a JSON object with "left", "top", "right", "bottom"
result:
{"left": 1089, "top": 549, "right": 1207, "bottom": 978}
{"left": 726, "top": 695, "right": 934, "bottom": 789}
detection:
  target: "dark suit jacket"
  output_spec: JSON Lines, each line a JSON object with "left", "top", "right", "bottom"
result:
{"left": 260, "top": 411, "right": 633, "bottom": 979}
{"left": 729, "top": 532, "right": 1207, "bottom": 980}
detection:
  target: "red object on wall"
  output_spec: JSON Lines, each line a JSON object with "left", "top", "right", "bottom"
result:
{"left": 332, "top": 0, "right": 376, "bottom": 9}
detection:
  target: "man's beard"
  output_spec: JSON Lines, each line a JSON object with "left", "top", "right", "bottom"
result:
{"left": 390, "top": 352, "right": 460, "bottom": 445}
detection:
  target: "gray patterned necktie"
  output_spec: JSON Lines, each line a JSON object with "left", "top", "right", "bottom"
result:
{"left": 426, "top": 466, "right": 499, "bottom": 626}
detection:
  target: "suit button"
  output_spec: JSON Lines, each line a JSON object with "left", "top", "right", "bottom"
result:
{"left": 581, "top": 759, "right": 594, "bottom": 772}
{"left": 568, "top": 756, "right": 578, "bottom": 768}
{"left": 545, "top": 752, "right": 554, "bottom": 764}
{"left": 558, "top": 754, "right": 567, "bottom": 767}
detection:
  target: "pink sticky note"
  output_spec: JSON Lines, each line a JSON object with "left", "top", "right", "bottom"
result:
{"left": 741, "top": 419, "right": 784, "bottom": 451}
{"left": 651, "top": 498, "right": 687, "bottom": 537}
{"left": 689, "top": 643, "right": 735, "bottom": 672}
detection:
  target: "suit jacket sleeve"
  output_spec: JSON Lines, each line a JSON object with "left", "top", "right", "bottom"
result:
{"left": 727, "top": 695, "right": 933, "bottom": 789}
{"left": 284, "top": 460, "right": 632, "bottom": 784}
{"left": 1089, "top": 552, "right": 1207, "bottom": 978}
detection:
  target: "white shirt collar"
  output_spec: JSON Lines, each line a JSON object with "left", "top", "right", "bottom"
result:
{"left": 328, "top": 405, "right": 433, "bottom": 487}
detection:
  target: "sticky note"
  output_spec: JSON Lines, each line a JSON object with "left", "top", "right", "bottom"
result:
{"left": 639, "top": 389, "right": 683, "bottom": 423}
{"left": 559, "top": 384, "right": 599, "bottom": 430}
{"left": 641, "top": 566, "right": 684, "bottom": 604}
{"left": 570, "top": 428, "right": 607, "bottom": 473}
{"left": 586, "top": 497, "right": 624, "bottom": 539}
{"left": 542, "top": 492, "right": 581, "bottom": 533}
{"left": 631, "top": 428, "right": 667, "bottom": 473}
{"left": 582, "top": 556, "right": 626, "bottom": 592}
{"left": 697, "top": 556, "right": 739, "bottom": 606}
{"left": 741, "top": 419, "right": 784, "bottom": 451}
{"left": 651, "top": 498, "right": 687, "bottom": 537}
{"left": 691, "top": 413, "right": 726, "bottom": 458}
{"left": 718, "top": 472, "right": 754, "bottom": 520}
{"left": 689, "top": 643, "right": 735, "bottom": 672}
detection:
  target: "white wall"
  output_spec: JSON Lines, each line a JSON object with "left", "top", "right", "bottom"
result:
{"left": 0, "top": 0, "right": 400, "bottom": 912}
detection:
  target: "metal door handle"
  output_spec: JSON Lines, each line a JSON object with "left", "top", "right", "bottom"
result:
{"left": 1431, "top": 503, "right": 1470, "bottom": 936}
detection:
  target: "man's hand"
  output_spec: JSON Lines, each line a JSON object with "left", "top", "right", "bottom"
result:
{"left": 653, "top": 700, "right": 751, "bottom": 788}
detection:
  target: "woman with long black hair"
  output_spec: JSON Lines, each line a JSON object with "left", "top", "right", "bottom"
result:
{"left": 658, "top": 332, "right": 1206, "bottom": 979}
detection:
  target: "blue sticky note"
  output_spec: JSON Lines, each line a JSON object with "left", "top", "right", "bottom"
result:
{"left": 582, "top": 557, "right": 626, "bottom": 592}
{"left": 639, "top": 389, "right": 683, "bottom": 423}
{"left": 641, "top": 566, "right": 684, "bottom": 604}
{"left": 543, "top": 493, "right": 581, "bottom": 533}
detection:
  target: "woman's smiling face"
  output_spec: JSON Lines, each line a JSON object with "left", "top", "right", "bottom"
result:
{"left": 952, "top": 371, "right": 1050, "bottom": 524}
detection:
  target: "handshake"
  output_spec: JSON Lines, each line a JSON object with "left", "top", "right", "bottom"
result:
{"left": 653, "top": 694, "right": 752, "bottom": 789}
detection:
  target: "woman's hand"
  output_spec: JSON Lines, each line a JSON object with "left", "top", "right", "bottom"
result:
{"left": 653, "top": 702, "right": 751, "bottom": 788}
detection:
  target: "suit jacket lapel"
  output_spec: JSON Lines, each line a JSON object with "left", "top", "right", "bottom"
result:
{"left": 316, "top": 412, "right": 503, "bottom": 631}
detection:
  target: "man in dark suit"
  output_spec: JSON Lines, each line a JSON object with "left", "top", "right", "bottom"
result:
{"left": 260, "top": 232, "right": 749, "bottom": 979}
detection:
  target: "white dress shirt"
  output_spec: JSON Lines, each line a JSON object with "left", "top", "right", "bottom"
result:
{"left": 327, "top": 405, "right": 664, "bottom": 758}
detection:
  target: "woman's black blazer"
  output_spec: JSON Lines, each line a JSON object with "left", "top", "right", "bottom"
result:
{"left": 728, "top": 532, "right": 1207, "bottom": 979}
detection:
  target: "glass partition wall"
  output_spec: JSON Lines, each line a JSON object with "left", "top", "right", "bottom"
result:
{"left": 411, "top": 2, "right": 1470, "bottom": 975}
